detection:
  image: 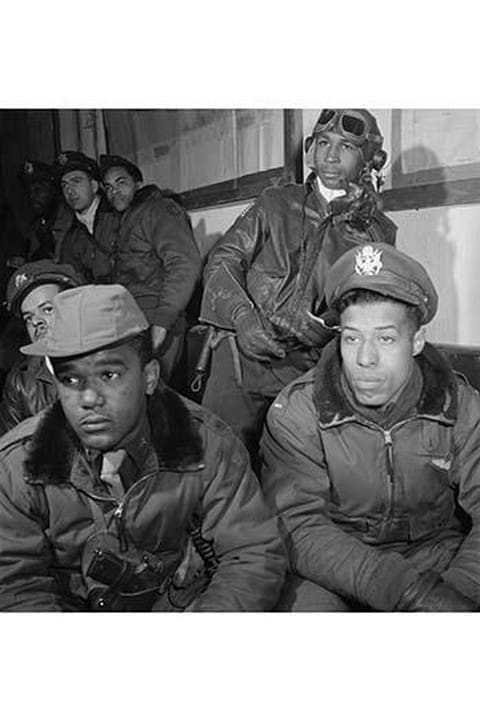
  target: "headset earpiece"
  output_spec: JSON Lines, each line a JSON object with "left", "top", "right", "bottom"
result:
{"left": 370, "top": 148, "right": 387, "bottom": 172}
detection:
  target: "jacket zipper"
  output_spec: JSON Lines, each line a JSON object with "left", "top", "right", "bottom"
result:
{"left": 383, "top": 429, "right": 395, "bottom": 514}
{"left": 112, "top": 460, "right": 204, "bottom": 552}
{"left": 74, "top": 461, "right": 158, "bottom": 553}
{"left": 111, "top": 472, "right": 158, "bottom": 552}
{"left": 321, "top": 411, "right": 456, "bottom": 529}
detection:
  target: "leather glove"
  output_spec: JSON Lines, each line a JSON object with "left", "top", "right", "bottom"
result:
{"left": 293, "top": 309, "right": 340, "bottom": 348}
{"left": 233, "top": 307, "right": 286, "bottom": 361}
{"left": 396, "top": 571, "right": 478, "bottom": 612}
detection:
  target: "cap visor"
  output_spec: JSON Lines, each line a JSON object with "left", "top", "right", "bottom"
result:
{"left": 21, "top": 329, "right": 149, "bottom": 358}
{"left": 21, "top": 340, "right": 53, "bottom": 356}
{"left": 335, "top": 276, "right": 424, "bottom": 309}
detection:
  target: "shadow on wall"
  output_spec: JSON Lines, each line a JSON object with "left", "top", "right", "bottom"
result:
{"left": 184, "top": 217, "right": 223, "bottom": 326}
{"left": 191, "top": 217, "right": 222, "bottom": 262}
{"left": 390, "top": 145, "right": 458, "bottom": 343}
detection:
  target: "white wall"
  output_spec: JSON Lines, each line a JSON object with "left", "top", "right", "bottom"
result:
{"left": 393, "top": 205, "right": 480, "bottom": 345}
{"left": 190, "top": 201, "right": 249, "bottom": 261}
{"left": 190, "top": 109, "right": 480, "bottom": 347}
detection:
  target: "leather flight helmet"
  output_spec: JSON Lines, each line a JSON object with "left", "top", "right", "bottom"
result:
{"left": 305, "top": 109, "right": 387, "bottom": 171}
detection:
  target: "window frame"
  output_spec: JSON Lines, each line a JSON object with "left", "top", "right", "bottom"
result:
{"left": 102, "top": 109, "right": 304, "bottom": 211}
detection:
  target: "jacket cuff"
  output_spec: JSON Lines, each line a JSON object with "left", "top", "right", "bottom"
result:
{"left": 143, "top": 308, "right": 178, "bottom": 329}
{"left": 361, "top": 555, "right": 421, "bottom": 611}
{"left": 442, "top": 566, "right": 479, "bottom": 604}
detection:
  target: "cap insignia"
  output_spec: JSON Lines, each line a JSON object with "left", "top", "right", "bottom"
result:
{"left": 58, "top": 153, "right": 68, "bottom": 165}
{"left": 24, "top": 161, "right": 34, "bottom": 175}
{"left": 354, "top": 245, "right": 383, "bottom": 276}
{"left": 15, "top": 273, "right": 29, "bottom": 289}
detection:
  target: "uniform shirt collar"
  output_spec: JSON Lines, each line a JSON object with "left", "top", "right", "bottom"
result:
{"left": 316, "top": 176, "right": 347, "bottom": 204}
{"left": 75, "top": 193, "right": 101, "bottom": 234}
{"left": 83, "top": 412, "right": 152, "bottom": 488}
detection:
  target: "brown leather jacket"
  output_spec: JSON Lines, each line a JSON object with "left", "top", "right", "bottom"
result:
{"left": 201, "top": 174, "right": 397, "bottom": 349}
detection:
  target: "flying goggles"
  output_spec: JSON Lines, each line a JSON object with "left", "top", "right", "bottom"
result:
{"left": 313, "top": 109, "right": 383, "bottom": 148}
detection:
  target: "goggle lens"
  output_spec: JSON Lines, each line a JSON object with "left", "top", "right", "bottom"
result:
{"left": 341, "top": 114, "right": 366, "bottom": 138}
{"left": 315, "top": 110, "right": 368, "bottom": 142}
{"left": 317, "top": 109, "right": 336, "bottom": 126}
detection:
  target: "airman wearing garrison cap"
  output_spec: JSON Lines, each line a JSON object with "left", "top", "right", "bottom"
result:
{"left": 18, "top": 159, "right": 71, "bottom": 262}
{"left": 0, "top": 282, "right": 286, "bottom": 612}
{"left": 99, "top": 154, "right": 143, "bottom": 186}
{"left": 19, "top": 160, "right": 55, "bottom": 188}
{"left": 261, "top": 246, "right": 480, "bottom": 612}
{"left": 0, "top": 260, "right": 84, "bottom": 435}
{"left": 53, "top": 151, "right": 101, "bottom": 183}
{"left": 98, "top": 152, "right": 200, "bottom": 386}
{"left": 7, "top": 259, "right": 83, "bottom": 316}
{"left": 55, "top": 150, "right": 119, "bottom": 285}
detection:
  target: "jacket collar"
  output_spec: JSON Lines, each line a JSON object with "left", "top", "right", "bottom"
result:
{"left": 130, "top": 184, "right": 162, "bottom": 209}
{"left": 24, "top": 385, "right": 204, "bottom": 485}
{"left": 68, "top": 193, "right": 114, "bottom": 231}
{"left": 313, "top": 339, "right": 459, "bottom": 426}
{"left": 304, "top": 171, "right": 328, "bottom": 213}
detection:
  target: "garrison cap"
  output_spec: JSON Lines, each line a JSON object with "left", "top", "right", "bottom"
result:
{"left": 53, "top": 151, "right": 101, "bottom": 182}
{"left": 325, "top": 243, "right": 438, "bottom": 324}
{"left": 19, "top": 160, "right": 55, "bottom": 187}
{"left": 21, "top": 284, "right": 150, "bottom": 358}
{"left": 99, "top": 154, "right": 143, "bottom": 183}
{"left": 6, "top": 260, "right": 84, "bottom": 315}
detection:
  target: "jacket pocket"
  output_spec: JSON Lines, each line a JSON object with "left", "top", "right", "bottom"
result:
{"left": 418, "top": 424, "right": 456, "bottom": 486}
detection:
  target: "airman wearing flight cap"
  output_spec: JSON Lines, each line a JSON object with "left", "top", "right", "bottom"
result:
{"left": 99, "top": 154, "right": 143, "bottom": 184}
{"left": 55, "top": 150, "right": 119, "bottom": 284}
{"left": 18, "top": 159, "right": 73, "bottom": 262}
{"left": 0, "top": 259, "right": 84, "bottom": 434}
{"left": 260, "top": 243, "right": 480, "bottom": 612}
{"left": 325, "top": 242, "right": 438, "bottom": 323}
{"left": 20, "top": 160, "right": 55, "bottom": 188}
{"left": 99, "top": 153, "right": 201, "bottom": 385}
{"left": 200, "top": 109, "right": 397, "bottom": 461}
{"left": 0, "top": 283, "right": 286, "bottom": 611}
{"left": 6, "top": 259, "right": 83, "bottom": 316}
{"left": 53, "top": 151, "right": 101, "bottom": 182}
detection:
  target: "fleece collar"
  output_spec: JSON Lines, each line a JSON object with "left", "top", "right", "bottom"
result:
{"left": 24, "top": 385, "right": 204, "bottom": 485}
{"left": 131, "top": 184, "right": 163, "bottom": 209}
{"left": 313, "top": 339, "right": 459, "bottom": 426}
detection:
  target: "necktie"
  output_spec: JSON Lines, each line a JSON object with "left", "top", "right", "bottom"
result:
{"left": 100, "top": 450, "right": 127, "bottom": 500}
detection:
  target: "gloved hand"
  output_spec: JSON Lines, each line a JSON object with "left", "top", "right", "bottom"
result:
{"left": 233, "top": 307, "right": 286, "bottom": 362}
{"left": 396, "top": 571, "right": 478, "bottom": 612}
{"left": 293, "top": 308, "right": 340, "bottom": 348}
